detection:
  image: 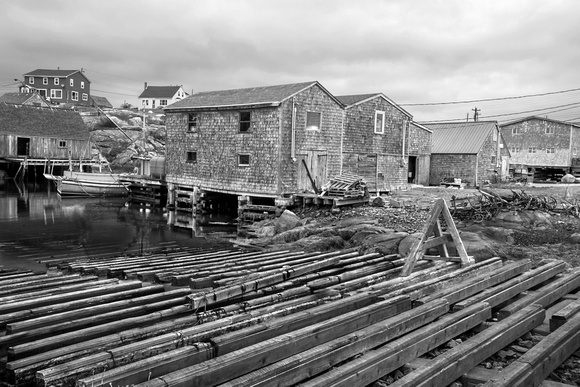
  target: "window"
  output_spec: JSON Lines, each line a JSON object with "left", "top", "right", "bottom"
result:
{"left": 70, "top": 79, "right": 74, "bottom": 87}
{"left": 306, "top": 111, "right": 321, "bottom": 130}
{"left": 50, "top": 89, "right": 62, "bottom": 99}
{"left": 43, "top": 77, "right": 48, "bottom": 85}
{"left": 512, "top": 127, "right": 520, "bottom": 135}
{"left": 545, "top": 127, "right": 554, "bottom": 134}
{"left": 238, "top": 154, "right": 250, "bottom": 166}
{"left": 81, "top": 81, "right": 85, "bottom": 89}
{"left": 54, "top": 78, "right": 59, "bottom": 85}
{"left": 188, "top": 113, "right": 198, "bottom": 132}
{"left": 160, "top": 100, "right": 168, "bottom": 106}
{"left": 82, "top": 93, "right": 88, "bottom": 101}
{"left": 491, "top": 156, "right": 497, "bottom": 164}
{"left": 509, "top": 146, "right": 520, "bottom": 153}
{"left": 374, "top": 111, "right": 385, "bottom": 134}
{"left": 546, "top": 148, "right": 555, "bottom": 154}
{"left": 528, "top": 147, "right": 537, "bottom": 153}
{"left": 186, "top": 151, "right": 197, "bottom": 163}
{"left": 71, "top": 91, "right": 79, "bottom": 101}
{"left": 58, "top": 140, "right": 67, "bottom": 148}
{"left": 493, "top": 129, "right": 498, "bottom": 141}
{"left": 29, "top": 77, "right": 34, "bottom": 84}
{"left": 239, "top": 111, "right": 251, "bottom": 132}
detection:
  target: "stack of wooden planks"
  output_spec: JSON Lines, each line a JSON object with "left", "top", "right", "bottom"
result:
{"left": 1, "top": 247, "right": 580, "bottom": 386}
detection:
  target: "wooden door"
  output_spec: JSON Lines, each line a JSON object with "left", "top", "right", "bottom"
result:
{"left": 298, "top": 151, "right": 328, "bottom": 192}
{"left": 417, "top": 155, "right": 431, "bottom": 185}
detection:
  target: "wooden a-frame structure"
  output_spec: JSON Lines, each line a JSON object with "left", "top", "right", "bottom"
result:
{"left": 401, "top": 198, "right": 474, "bottom": 276}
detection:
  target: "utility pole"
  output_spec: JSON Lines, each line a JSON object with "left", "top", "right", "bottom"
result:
{"left": 472, "top": 107, "right": 480, "bottom": 122}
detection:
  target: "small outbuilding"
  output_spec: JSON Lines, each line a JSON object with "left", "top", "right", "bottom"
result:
{"left": 424, "top": 121, "right": 509, "bottom": 187}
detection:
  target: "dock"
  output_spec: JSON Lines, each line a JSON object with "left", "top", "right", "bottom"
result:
{"left": 1, "top": 248, "right": 580, "bottom": 386}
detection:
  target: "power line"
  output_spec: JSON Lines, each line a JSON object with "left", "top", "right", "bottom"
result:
{"left": 400, "top": 86, "right": 580, "bottom": 106}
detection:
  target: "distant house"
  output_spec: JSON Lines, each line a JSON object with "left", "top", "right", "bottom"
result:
{"left": 0, "top": 103, "right": 91, "bottom": 164}
{"left": 424, "top": 121, "right": 509, "bottom": 186}
{"left": 336, "top": 93, "right": 431, "bottom": 188}
{"left": 163, "top": 81, "right": 344, "bottom": 200}
{"left": 22, "top": 69, "right": 91, "bottom": 106}
{"left": 0, "top": 92, "right": 50, "bottom": 107}
{"left": 90, "top": 95, "right": 113, "bottom": 110}
{"left": 138, "top": 84, "right": 188, "bottom": 110}
{"left": 500, "top": 116, "right": 580, "bottom": 181}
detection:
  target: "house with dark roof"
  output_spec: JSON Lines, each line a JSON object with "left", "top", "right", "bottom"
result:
{"left": 22, "top": 69, "right": 91, "bottom": 106}
{"left": 0, "top": 103, "right": 91, "bottom": 175}
{"left": 163, "top": 81, "right": 344, "bottom": 205}
{"left": 423, "top": 121, "right": 509, "bottom": 186}
{"left": 90, "top": 95, "right": 113, "bottom": 109}
{"left": 336, "top": 93, "right": 431, "bottom": 188}
{"left": 138, "top": 84, "right": 188, "bottom": 110}
{"left": 499, "top": 116, "right": 580, "bottom": 181}
{"left": 0, "top": 92, "right": 50, "bottom": 107}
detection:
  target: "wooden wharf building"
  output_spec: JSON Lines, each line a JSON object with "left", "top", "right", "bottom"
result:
{"left": 162, "top": 81, "right": 432, "bottom": 229}
{"left": 1, "top": 245, "right": 580, "bottom": 386}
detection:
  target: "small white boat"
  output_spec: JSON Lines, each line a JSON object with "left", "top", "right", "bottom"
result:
{"left": 44, "top": 170, "right": 130, "bottom": 197}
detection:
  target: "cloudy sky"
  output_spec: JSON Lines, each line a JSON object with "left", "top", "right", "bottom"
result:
{"left": 1, "top": 0, "right": 579, "bottom": 123}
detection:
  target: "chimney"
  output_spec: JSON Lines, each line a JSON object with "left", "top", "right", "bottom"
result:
{"left": 144, "top": 82, "right": 148, "bottom": 90}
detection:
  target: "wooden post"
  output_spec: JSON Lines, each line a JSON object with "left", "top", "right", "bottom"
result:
{"left": 401, "top": 198, "right": 474, "bottom": 276}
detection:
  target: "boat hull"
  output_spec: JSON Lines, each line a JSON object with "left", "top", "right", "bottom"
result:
{"left": 45, "top": 171, "right": 130, "bottom": 197}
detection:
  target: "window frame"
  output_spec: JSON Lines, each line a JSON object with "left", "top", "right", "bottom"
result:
{"left": 305, "top": 111, "right": 321, "bottom": 131}
{"left": 70, "top": 79, "right": 74, "bottom": 87}
{"left": 82, "top": 93, "right": 88, "bottom": 101}
{"left": 71, "top": 91, "right": 79, "bottom": 101}
{"left": 511, "top": 127, "right": 520, "bottom": 135}
{"left": 186, "top": 151, "right": 197, "bottom": 163}
{"left": 545, "top": 127, "right": 555, "bottom": 134}
{"left": 29, "top": 77, "right": 34, "bottom": 84}
{"left": 43, "top": 77, "right": 48, "bottom": 85}
{"left": 81, "top": 81, "right": 85, "bottom": 89}
{"left": 58, "top": 140, "right": 67, "bottom": 148}
{"left": 239, "top": 111, "right": 251, "bottom": 132}
{"left": 188, "top": 113, "right": 198, "bottom": 132}
{"left": 238, "top": 154, "right": 250, "bottom": 167}
{"left": 374, "top": 111, "right": 385, "bottom": 134}
{"left": 528, "top": 147, "right": 537, "bottom": 154}
{"left": 160, "top": 100, "right": 168, "bottom": 106}
{"left": 546, "top": 147, "right": 555, "bottom": 154}
{"left": 54, "top": 78, "right": 60, "bottom": 86}
{"left": 50, "top": 89, "right": 62, "bottom": 99}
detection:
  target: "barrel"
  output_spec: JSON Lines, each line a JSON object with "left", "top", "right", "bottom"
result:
{"left": 150, "top": 156, "right": 166, "bottom": 179}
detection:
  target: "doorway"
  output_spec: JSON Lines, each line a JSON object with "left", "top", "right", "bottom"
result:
{"left": 408, "top": 156, "right": 417, "bottom": 183}
{"left": 297, "top": 150, "right": 328, "bottom": 192}
{"left": 17, "top": 137, "right": 30, "bottom": 157}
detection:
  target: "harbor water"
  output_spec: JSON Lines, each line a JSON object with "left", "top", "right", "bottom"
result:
{"left": 0, "top": 179, "right": 236, "bottom": 272}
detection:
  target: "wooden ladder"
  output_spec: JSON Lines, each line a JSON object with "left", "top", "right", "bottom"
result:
{"left": 401, "top": 198, "right": 474, "bottom": 276}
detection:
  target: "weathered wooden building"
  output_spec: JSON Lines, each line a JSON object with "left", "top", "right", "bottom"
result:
{"left": 336, "top": 93, "right": 431, "bottom": 189}
{"left": 0, "top": 92, "right": 50, "bottom": 107}
{"left": 0, "top": 103, "right": 91, "bottom": 177}
{"left": 424, "top": 121, "right": 509, "bottom": 187}
{"left": 163, "top": 81, "right": 344, "bottom": 207}
{"left": 500, "top": 116, "right": 580, "bottom": 181}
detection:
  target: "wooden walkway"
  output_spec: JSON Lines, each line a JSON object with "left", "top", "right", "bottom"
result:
{"left": 1, "top": 247, "right": 580, "bottom": 386}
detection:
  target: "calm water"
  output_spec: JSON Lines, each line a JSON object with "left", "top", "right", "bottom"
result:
{"left": 0, "top": 179, "right": 236, "bottom": 272}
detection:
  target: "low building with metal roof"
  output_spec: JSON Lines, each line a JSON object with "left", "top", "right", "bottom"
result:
{"left": 423, "top": 121, "right": 509, "bottom": 187}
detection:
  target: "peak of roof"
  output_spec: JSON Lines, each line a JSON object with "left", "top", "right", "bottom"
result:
{"left": 164, "top": 81, "right": 324, "bottom": 110}
{"left": 24, "top": 69, "right": 81, "bottom": 77}
{"left": 138, "top": 85, "right": 184, "bottom": 98}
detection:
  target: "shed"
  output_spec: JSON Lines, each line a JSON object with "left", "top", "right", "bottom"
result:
{"left": 0, "top": 93, "right": 50, "bottom": 107}
{"left": 423, "top": 121, "right": 509, "bottom": 186}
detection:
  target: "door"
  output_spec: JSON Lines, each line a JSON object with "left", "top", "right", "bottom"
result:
{"left": 297, "top": 151, "right": 328, "bottom": 192}
{"left": 17, "top": 137, "right": 30, "bottom": 157}
{"left": 417, "top": 155, "right": 431, "bottom": 185}
{"left": 407, "top": 156, "right": 417, "bottom": 183}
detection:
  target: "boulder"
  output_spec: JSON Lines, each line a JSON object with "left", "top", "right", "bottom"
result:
{"left": 569, "top": 233, "right": 580, "bottom": 244}
{"left": 561, "top": 174, "right": 576, "bottom": 184}
{"left": 362, "top": 231, "right": 409, "bottom": 254}
{"left": 446, "top": 231, "right": 497, "bottom": 261}
{"left": 398, "top": 233, "right": 422, "bottom": 256}
{"left": 274, "top": 210, "right": 302, "bottom": 234}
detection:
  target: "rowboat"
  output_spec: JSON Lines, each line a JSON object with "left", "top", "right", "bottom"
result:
{"left": 44, "top": 170, "right": 130, "bottom": 197}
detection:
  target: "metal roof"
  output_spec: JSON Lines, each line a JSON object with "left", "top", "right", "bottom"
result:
{"left": 423, "top": 121, "right": 498, "bottom": 154}
{"left": 164, "top": 81, "right": 340, "bottom": 111}
{"left": 138, "top": 86, "right": 183, "bottom": 99}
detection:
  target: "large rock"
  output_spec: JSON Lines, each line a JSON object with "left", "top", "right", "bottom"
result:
{"left": 561, "top": 174, "right": 576, "bottom": 183}
{"left": 274, "top": 210, "right": 302, "bottom": 234}
{"left": 362, "top": 231, "right": 409, "bottom": 255}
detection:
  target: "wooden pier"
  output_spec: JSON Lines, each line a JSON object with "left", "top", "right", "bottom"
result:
{"left": 1, "top": 248, "right": 580, "bottom": 386}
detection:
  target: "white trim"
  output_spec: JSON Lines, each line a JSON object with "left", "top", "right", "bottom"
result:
{"left": 43, "top": 77, "right": 48, "bottom": 85}
{"left": 50, "top": 89, "right": 62, "bottom": 99}
{"left": 374, "top": 110, "right": 385, "bottom": 134}
{"left": 305, "top": 111, "right": 322, "bottom": 131}
{"left": 238, "top": 153, "right": 250, "bottom": 166}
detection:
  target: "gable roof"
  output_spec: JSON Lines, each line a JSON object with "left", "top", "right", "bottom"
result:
{"left": 24, "top": 69, "right": 83, "bottom": 78}
{"left": 0, "top": 93, "right": 47, "bottom": 105}
{"left": 423, "top": 121, "right": 498, "bottom": 154}
{"left": 0, "top": 103, "right": 90, "bottom": 140}
{"left": 90, "top": 95, "right": 113, "bottom": 109}
{"left": 335, "top": 93, "right": 412, "bottom": 118}
{"left": 410, "top": 121, "right": 433, "bottom": 133}
{"left": 164, "top": 81, "right": 342, "bottom": 111}
{"left": 138, "top": 86, "right": 184, "bottom": 99}
{"left": 500, "top": 115, "right": 580, "bottom": 129}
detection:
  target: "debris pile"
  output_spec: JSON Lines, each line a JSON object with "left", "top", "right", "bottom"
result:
{"left": 320, "top": 173, "right": 368, "bottom": 199}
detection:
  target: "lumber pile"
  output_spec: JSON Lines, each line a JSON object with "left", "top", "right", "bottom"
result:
{"left": 1, "top": 246, "right": 580, "bottom": 386}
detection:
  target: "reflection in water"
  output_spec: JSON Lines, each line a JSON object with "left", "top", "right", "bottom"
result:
{"left": 0, "top": 180, "right": 236, "bottom": 271}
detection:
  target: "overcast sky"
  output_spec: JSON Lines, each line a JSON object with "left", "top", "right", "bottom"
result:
{"left": 1, "top": 0, "right": 579, "bottom": 123}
